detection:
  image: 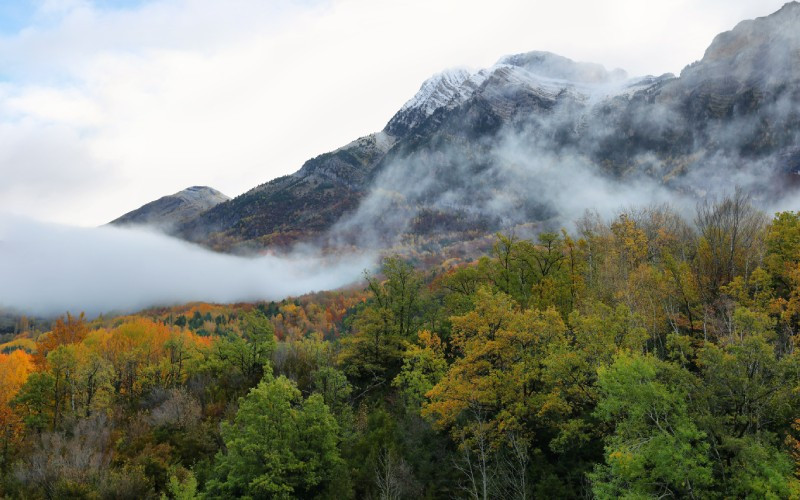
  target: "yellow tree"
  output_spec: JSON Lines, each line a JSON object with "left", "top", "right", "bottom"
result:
{"left": 765, "top": 212, "right": 800, "bottom": 344}
{"left": 35, "top": 312, "right": 88, "bottom": 368}
{"left": 424, "top": 286, "right": 568, "bottom": 448}
{"left": 0, "top": 350, "right": 34, "bottom": 471}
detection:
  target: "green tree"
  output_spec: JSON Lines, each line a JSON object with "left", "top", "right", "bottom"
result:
{"left": 393, "top": 330, "right": 447, "bottom": 409}
{"left": 696, "top": 333, "right": 800, "bottom": 496}
{"left": 205, "top": 373, "right": 345, "bottom": 499}
{"left": 11, "top": 372, "right": 55, "bottom": 433}
{"left": 47, "top": 345, "right": 78, "bottom": 429}
{"left": 590, "top": 354, "right": 712, "bottom": 498}
{"left": 339, "top": 256, "right": 426, "bottom": 386}
{"left": 214, "top": 310, "right": 275, "bottom": 387}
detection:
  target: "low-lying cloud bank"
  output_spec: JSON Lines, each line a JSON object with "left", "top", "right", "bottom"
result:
{"left": 0, "top": 215, "right": 375, "bottom": 317}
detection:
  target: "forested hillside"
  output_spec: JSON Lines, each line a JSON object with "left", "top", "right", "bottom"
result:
{"left": 2, "top": 194, "right": 800, "bottom": 498}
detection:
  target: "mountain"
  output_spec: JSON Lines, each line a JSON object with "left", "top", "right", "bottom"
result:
{"left": 174, "top": 53, "right": 660, "bottom": 252}
{"left": 118, "top": 3, "right": 800, "bottom": 254}
{"left": 110, "top": 186, "right": 230, "bottom": 231}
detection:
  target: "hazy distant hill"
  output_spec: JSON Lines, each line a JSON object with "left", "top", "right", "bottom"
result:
{"left": 110, "top": 186, "right": 229, "bottom": 231}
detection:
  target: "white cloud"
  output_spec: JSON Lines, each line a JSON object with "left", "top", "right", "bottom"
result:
{"left": 0, "top": 0, "right": 788, "bottom": 225}
{"left": 0, "top": 214, "right": 374, "bottom": 316}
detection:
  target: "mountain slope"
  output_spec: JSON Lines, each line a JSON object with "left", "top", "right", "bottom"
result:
{"left": 177, "top": 133, "right": 395, "bottom": 251}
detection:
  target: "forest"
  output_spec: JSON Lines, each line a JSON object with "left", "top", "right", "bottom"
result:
{"left": 1, "top": 191, "right": 799, "bottom": 499}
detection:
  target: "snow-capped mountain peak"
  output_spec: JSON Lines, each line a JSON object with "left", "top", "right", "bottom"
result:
{"left": 386, "top": 52, "right": 643, "bottom": 136}
{"left": 386, "top": 68, "right": 476, "bottom": 136}
{"left": 398, "top": 68, "right": 472, "bottom": 114}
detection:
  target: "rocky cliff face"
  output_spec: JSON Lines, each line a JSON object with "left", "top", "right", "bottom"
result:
{"left": 118, "top": 3, "right": 800, "bottom": 254}
{"left": 588, "top": 1, "right": 800, "bottom": 186}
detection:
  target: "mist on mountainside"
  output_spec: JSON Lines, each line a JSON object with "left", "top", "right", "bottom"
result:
{"left": 0, "top": 215, "right": 374, "bottom": 317}
{"left": 327, "top": 4, "right": 800, "bottom": 250}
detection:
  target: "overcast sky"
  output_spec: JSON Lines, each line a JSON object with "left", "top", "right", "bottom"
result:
{"left": 0, "top": 0, "right": 789, "bottom": 226}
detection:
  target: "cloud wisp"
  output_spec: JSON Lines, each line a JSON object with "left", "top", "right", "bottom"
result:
{"left": 0, "top": 215, "right": 374, "bottom": 317}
